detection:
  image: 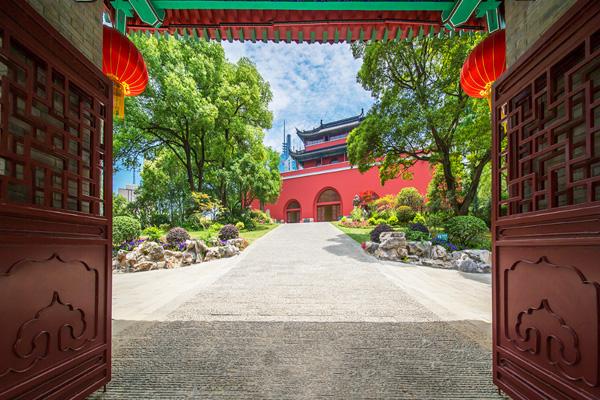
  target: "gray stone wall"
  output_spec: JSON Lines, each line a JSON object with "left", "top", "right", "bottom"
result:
{"left": 25, "top": 0, "right": 104, "bottom": 68}
{"left": 505, "top": 0, "right": 577, "bottom": 66}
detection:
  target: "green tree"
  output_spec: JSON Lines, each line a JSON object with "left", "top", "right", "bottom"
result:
{"left": 348, "top": 35, "right": 491, "bottom": 215}
{"left": 113, "top": 35, "right": 279, "bottom": 222}
{"left": 112, "top": 193, "right": 132, "bottom": 217}
{"left": 129, "top": 152, "right": 190, "bottom": 227}
{"left": 114, "top": 35, "right": 272, "bottom": 196}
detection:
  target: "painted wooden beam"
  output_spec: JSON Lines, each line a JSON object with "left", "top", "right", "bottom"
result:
{"left": 151, "top": 1, "right": 457, "bottom": 11}
{"left": 130, "top": 0, "right": 165, "bottom": 27}
{"left": 110, "top": 0, "right": 134, "bottom": 33}
{"left": 442, "top": 0, "right": 480, "bottom": 30}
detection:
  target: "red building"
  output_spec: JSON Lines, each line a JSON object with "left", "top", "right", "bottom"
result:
{"left": 263, "top": 112, "right": 432, "bottom": 223}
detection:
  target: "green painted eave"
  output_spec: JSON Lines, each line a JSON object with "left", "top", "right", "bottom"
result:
{"left": 151, "top": 1, "right": 458, "bottom": 11}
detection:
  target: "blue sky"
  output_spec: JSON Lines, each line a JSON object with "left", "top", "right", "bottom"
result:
{"left": 113, "top": 42, "right": 374, "bottom": 191}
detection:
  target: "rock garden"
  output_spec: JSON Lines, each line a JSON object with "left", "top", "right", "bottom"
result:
{"left": 112, "top": 219, "right": 253, "bottom": 273}
{"left": 335, "top": 188, "right": 492, "bottom": 273}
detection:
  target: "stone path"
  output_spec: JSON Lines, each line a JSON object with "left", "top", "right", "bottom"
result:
{"left": 92, "top": 223, "right": 503, "bottom": 399}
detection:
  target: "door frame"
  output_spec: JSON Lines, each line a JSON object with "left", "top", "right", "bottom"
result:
{"left": 0, "top": 2, "right": 112, "bottom": 399}
{"left": 491, "top": 1, "right": 600, "bottom": 398}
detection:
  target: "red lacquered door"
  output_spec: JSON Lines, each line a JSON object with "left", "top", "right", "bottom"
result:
{"left": 0, "top": 2, "right": 112, "bottom": 399}
{"left": 492, "top": 1, "right": 600, "bottom": 399}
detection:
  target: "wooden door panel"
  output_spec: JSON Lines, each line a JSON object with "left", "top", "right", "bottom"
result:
{"left": 495, "top": 245, "right": 600, "bottom": 399}
{"left": 492, "top": 1, "right": 600, "bottom": 399}
{"left": 0, "top": 2, "right": 112, "bottom": 399}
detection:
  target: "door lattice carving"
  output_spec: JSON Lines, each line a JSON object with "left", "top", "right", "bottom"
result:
{"left": 0, "top": 29, "right": 109, "bottom": 215}
{"left": 495, "top": 28, "right": 600, "bottom": 218}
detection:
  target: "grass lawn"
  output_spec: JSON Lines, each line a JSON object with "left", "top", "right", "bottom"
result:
{"left": 331, "top": 222, "right": 372, "bottom": 244}
{"left": 188, "top": 223, "right": 278, "bottom": 244}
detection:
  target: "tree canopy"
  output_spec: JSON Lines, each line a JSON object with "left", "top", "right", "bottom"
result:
{"left": 114, "top": 35, "right": 280, "bottom": 225}
{"left": 348, "top": 35, "right": 491, "bottom": 215}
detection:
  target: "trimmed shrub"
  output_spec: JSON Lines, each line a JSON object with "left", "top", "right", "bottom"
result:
{"left": 396, "top": 205, "right": 416, "bottom": 224}
{"left": 409, "top": 223, "right": 429, "bottom": 234}
{"left": 375, "top": 217, "right": 387, "bottom": 225}
{"left": 396, "top": 187, "right": 424, "bottom": 210}
{"left": 406, "top": 230, "right": 429, "bottom": 242}
{"left": 387, "top": 215, "right": 399, "bottom": 226}
{"left": 166, "top": 227, "right": 190, "bottom": 245}
{"left": 142, "top": 226, "right": 162, "bottom": 242}
{"left": 235, "top": 221, "right": 245, "bottom": 230}
{"left": 250, "top": 209, "right": 271, "bottom": 224}
{"left": 367, "top": 217, "right": 377, "bottom": 226}
{"left": 445, "top": 216, "right": 488, "bottom": 248}
{"left": 340, "top": 216, "right": 347, "bottom": 224}
{"left": 113, "top": 216, "right": 141, "bottom": 246}
{"left": 218, "top": 224, "right": 239, "bottom": 241}
{"left": 370, "top": 223, "right": 394, "bottom": 243}
{"left": 372, "top": 194, "right": 396, "bottom": 215}
{"left": 412, "top": 212, "right": 426, "bottom": 225}
{"left": 350, "top": 206, "right": 364, "bottom": 221}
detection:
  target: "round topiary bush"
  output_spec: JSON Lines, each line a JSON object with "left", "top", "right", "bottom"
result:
{"left": 166, "top": 227, "right": 191, "bottom": 245}
{"left": 396, "top": 187, "right": 424, "bottom": 210}
{"left": 370, "top": 223, "right": 394, "bottom": 243}
{"left": 395, "top": 205, "right": 416, "bottom": 224}
{"left": 113, "top": 216, "right": 142, "bottom": 246}
{"left": 218, "top": 224, "right": 239, "bottom": 241}
{"left": 445, "top": 216, "right": 488, "bottom": 248}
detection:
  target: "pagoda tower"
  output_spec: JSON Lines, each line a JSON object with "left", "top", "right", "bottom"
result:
{"left": 290, "top": 110, "right": 364, "bottom": 169}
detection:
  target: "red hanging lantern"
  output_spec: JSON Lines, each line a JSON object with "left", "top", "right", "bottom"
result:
{"left": 460, "top": 29, "right": 506, "bottom": 108}
{"left": 102, "top": 26, "right": 148, "bottom": 119}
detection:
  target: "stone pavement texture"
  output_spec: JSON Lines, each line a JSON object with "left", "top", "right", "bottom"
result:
{"left": 91, "top": 223, "right": 503, "bottom": 399}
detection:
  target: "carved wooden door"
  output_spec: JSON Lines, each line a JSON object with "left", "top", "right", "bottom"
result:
{"left": 0, "top": 2, "right": 112, "bottom": 399}
{"left": 492, "top": 1, "right": 600, "bottom": 399}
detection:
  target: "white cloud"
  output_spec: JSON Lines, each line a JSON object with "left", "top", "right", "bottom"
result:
{"left": 221, "top": 42, "right": 374, "bottom": 152}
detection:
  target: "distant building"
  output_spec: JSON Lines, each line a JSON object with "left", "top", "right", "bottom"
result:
{"left": 278, "top": 123, "right": 298, "bottom": 173}
{"left": 259, "top": 111, "right": 432, "bottom": 223}
{"left": 118, "top": 184, "right": 138, "bottom": 202}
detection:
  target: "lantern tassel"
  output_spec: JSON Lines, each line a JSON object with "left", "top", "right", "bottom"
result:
{"left": 107, "top": 74, "right": 130, "bottom": 119}
{"left": 113, "top": 82, "right": 126, "bottom": 120}
{"left": 480, "top": 81, "right": 494, "bottom": 110}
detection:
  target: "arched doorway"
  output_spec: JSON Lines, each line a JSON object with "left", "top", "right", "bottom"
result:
{"left": 285, "top": 200, "right": 301, "bottom": 223}
{"left": 315, "top": 188, "right": 341, "bottom": 222}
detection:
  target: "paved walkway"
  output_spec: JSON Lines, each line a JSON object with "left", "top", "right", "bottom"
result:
{"left": 92, "top": 223, "right": 503, "bottom": 399}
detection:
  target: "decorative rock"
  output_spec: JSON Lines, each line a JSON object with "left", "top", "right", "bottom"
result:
{"left": 219, "top": 244, "right": 240, "bottom": 258}
{"left": 117, "top": 250, "right": 127, "bottom": 266}
{"left": 125, "top": 252, "right": 138, "bottom": 267}
{"left": 379, "top": 231, "right": 406, "bottom": 241}
{"left": 374, "top": 247, "right": 408, "bottom": 261}
{"left": 133, "top": 261, "right": 156, "bottom": 272}
{"left": 421, "top": 259, "right": 452, "bottom": 269}
{"left": 406, "top": 241, "right": 432, "bottom": 258}
{"left": 138, "top": 240, "right": 165, "bottom": 261}
{"left": 181, "top": 251, "right": 194, "bottom": 265}
{"left": 227, "top": 238, "right": 248, "bottom": 251}
{"left": 379, "top": 237, "right": 407, "bottom": 250}
{"left": 204, "top": 247, "right": 221, "bottom": 261}
{"left": 363, "top": 241, "right": 379, "bottom": 254}
{"left": 195, "top": 240, "right": 210, "bottom": 255}
{"left": 463, "top": 249, "right": 491, "bottom": 265}
{"left": 430, "top": 245, "right": 448, "bottom": 260}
